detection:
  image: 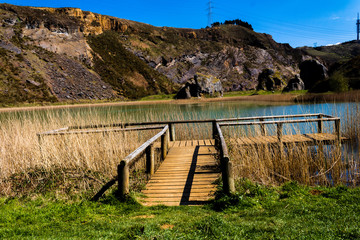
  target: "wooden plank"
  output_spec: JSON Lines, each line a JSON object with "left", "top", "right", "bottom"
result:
{"left": 140, "top": 142, "right": 220, "bottom": 206}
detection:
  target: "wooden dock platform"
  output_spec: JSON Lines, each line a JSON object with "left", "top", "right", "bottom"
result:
{"left": 41, "top": 113, "right": 346, "bottom": 205}
{"left": 139, "top": 139, "right": 220, "bottom": 206}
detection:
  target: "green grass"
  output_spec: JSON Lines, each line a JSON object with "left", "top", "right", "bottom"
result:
{"left": 1, "top": 181, "right": 360, "bottom": 239}
{"left": 223, "top": 90, "right": 308, "bottom": 97}
{"left": 139, "top": 94, "right": 176, "bottom": 101}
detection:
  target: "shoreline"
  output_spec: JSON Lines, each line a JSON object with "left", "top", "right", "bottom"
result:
{"left": 0, "top": 94, "right": 299, "bottom": 113}
{"left": 0, "top": 90, "right": 359, "bottom": 113}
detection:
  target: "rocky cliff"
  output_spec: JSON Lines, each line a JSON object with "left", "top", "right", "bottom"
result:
{"left": 0, "top": 4, "right": 306, "bottom": 104}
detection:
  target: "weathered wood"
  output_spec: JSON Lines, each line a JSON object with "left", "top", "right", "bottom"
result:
{"left": 219, "top": 117, "right": 339, "bottom": 128}
{"left": 221, "top": 157, "right": 235, "bottom": 194}
{"left": 161, "top": 130, "right": 168, "bottom": 160}
{"left": 169, "top": 123, "right": 176, "bottom": 141}
{"left": 123, "top": 125, "right": 168, "bottom": 165}
{"left": 140, "top": 143, "right": 220, "bottom": 206}
{"left": 146, "top": 144, "right": 155, "bottom": 175}
{"left": 117, "top": 161, "right": 129, "bottom": 198}
{"left": 335, "top": 119, "right": 341, "bottom": 143}
{"left": 39, "top": 125, "right": 165, "bottom": 136}
{"left": 318, "top": 114, "right": 323, "bottom": 133}
{"left": 277, "top": 123, "right": 283, "bottom": 142}
{"left": 259, "top": 118, "right": 267, "bottom": 136}
{"left": 215, "top": 122, "right": 235, "bottom": 194}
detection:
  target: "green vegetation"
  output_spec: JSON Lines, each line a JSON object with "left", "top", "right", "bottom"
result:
{"left": 88, "top": 31, "right": 176, "bottom": 99}
{"left": 139, "top": 94, "right": 176, "bottom": 101}
{"left": 1, "top": 181, "right": 360, "bottom": 239}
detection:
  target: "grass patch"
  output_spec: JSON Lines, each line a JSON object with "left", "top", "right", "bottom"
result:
{"left": 139, "top": 94, "right": 176, "bottom": 101}
{"left": 1, "top": 182, "right": 360, "bottom": 239}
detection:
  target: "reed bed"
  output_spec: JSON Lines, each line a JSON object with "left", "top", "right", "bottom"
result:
{"left": 0, "top": 107, "right": 214, "bottom": 197}
{"left": 226, "top": 109, "right": 360, "bottom": 186}
{"left": 0, "top": 103, "right": 359, "bottom": 197}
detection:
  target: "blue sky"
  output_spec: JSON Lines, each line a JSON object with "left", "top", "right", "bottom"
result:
{"left": 1, "top": 0, "right": 359, "bottom": 47}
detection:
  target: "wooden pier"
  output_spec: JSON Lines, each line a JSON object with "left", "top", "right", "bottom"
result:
{"left": 140, "top": 140, "right": 219, "bottom": 206}
{"left": 38, "top": 113, "right": 348, "bottom": 206}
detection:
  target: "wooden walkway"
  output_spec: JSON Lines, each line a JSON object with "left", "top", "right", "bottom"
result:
{"left": 140, "top": 139, "right": 220, "bottom": 206}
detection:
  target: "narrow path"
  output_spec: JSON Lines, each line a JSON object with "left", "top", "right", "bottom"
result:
{"left": 140, "top": 139, "right": 219, "bottom": 206}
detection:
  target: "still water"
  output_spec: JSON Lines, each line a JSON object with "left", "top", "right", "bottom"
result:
{"left": 1, "top": 100, "right": 358, "bottom": 125}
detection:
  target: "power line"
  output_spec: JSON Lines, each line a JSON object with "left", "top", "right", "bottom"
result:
{"left": 357, "top": 13, "right": 360, "bottom": 41}
{"left": 207, "top": 0, "right": 214, "bottom": 27}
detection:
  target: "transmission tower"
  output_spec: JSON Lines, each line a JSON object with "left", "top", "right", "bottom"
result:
{"left": 357, "top": 13, "right": 360, "bottom": 41}
{"left": 207, "top": 0, "right": 214, "bottom": 27}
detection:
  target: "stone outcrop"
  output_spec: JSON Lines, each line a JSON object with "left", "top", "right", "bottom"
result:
{"left": 175, "top": 74, "right": 223, "bottom": 99}
{"left": 299, "top": 60, "right": 328, "bottom": 89}
{"left": 282, "top": 75, "right": 305, "bottom": 92}
{"left": 0, "top": 3, "right": 311, "bottom": 104}
{"left": 256, "top": 69, "right": 286, "bottom": 91}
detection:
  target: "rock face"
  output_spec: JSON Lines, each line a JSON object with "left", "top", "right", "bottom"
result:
{"left": 283, "top": 75, "right": 305, "bottom": 92}
{"left": 256, "top": 69, "right": 286, "bottom": 91}
{"left": 299, "top": 60, "right": 328, "bottom": 89}
{"left": 175, "top": 74, "right": 223, "bottom": 99}
{"left": 0, "top": 4, "right": 309, "bottom": 104}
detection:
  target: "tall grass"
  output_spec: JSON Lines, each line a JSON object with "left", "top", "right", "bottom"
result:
{"left": 0, "top": 107, "right": 214, "bottom": 197}
{"left": 0, "top": 103, "right": 359, "bottom": 197}
{"left": 226, "top": 108, "right": 360, "bottom": 186}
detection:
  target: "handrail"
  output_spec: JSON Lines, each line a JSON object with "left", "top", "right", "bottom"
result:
{"left": 214, "top": 122, "right": 235, "bottom": 194}
{"left": 117, "top": 125, "right": 169, "bottom": 197}
{"left": 63, "top": 113, "right": 329, "bottom": 132}
{"left": 218, "top": 117, "right": 339, "bottom": 127}
{"left": 122, "top": 125, "right": 168, "bottom": 165}
{"left": 37, "top": 125, "right": 166, "bottom": 136}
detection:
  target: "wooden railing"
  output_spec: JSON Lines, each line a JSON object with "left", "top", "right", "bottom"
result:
{"left": 117, "top": 125, "right": 169, "bottom": 197}
{"left": 213, "top": 122, "right": 235, "bottom": 194}
{"left": 218, "top": 114, "right": 341, "bottom": 143}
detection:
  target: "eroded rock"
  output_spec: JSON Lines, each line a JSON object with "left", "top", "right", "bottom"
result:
{"left": 299, "top": 60, "right": 328, "bottom": 89}
{"left": 175, "top": 74, "right": 223, "bottom": 99}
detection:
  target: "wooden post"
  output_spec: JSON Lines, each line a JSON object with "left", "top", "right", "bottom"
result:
{"left": 161, "top": 131, "right": 168, "bottom": 160}
{"left": 221, "top": 157, "right": 235, "bottom": 194}
{"left": 259, "top": 118, "right": 266, "bottom": 136}
{"left": 37, "top": 134, "right": 44, "bottom": 160}
{"left": 318, "top": 114, "right": 323, "bottom": 133}
{"left": 212, "top": 121, "right": 219, "bottom": 147}
{"left": 335, "top": 119, "right": 341, "bottom": 143}
{"left": 169, "top": 123, "right": 176, "bottom": 141}
{"left": 146, "top": 144, "right": 155, "bottom": 175}
{"left": 277, "top": 123, "right": 284, "bottom": 159}
{"left": 118, "top": 160, "right": 129, "bottom": 198}
{"left": 277, "top": 123, "right": 283, "bottom": 142}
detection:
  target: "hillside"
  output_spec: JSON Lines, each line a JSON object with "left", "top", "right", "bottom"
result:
{"left": 300, "top": 41, "right": 360, "bottom": 66}
{"left": 300, "top": 41, "right": 360, "bottom": 92}
{"left": 0, "top": 4, "right": 305, "bottom": 104}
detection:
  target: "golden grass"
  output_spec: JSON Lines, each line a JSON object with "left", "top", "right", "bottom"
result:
{"left": 0, "top": 103, "right": 359, "bottom": 197}
{"left": 0, "top": 108, "right": 214, "bottom": 197}
{"left": 226, "top": 111, "right": 360, "bottom": 186}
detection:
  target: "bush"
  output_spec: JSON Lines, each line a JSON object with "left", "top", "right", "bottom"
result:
{"left": 329, "top": 72, "right": 349, "bottom": 92}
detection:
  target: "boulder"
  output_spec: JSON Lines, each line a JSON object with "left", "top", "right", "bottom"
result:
{"left": 256, "top": 69, "right": 285, "bottom": 91}
{"left": 175, "top": 74, "right": 223, "bottom": 99}
{"left": 283, "top": 75, "right": 305, "bottom": 92}
{"left": 299, "top": 60, "right": 328, "bottom": 89}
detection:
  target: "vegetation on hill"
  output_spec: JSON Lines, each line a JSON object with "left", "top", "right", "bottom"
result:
{"left": 88, "top": 31, "right": 176, "bottom": 99}
{"left": 211, "top": 19, "right": 253, "bottom": 31}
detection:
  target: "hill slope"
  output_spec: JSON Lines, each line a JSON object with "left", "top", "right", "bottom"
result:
{"left": 0, "top": 4, "right": 305, "bottom": 104}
